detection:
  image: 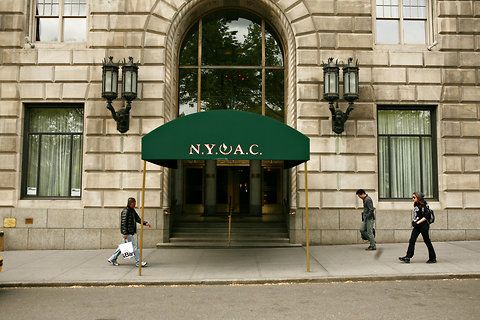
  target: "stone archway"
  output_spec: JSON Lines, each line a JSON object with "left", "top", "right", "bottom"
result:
{"left": 141, "top": 0, "right": 305, "bottom": 224}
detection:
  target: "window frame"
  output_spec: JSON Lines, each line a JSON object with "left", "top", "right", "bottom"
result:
{"left": 374, "top": 0, "right": 434, "bottom": 46}
{"left": 30, "top": 0, "right": 88, "bottom": 44}
{"left": 377, "top": 105, "right": 438, "bottom": 201}
{"left": 177, "top": 9, "right": 286, "bottom": 121}
{"left": 21, "top": 104, "right": 84, "bottom": 199}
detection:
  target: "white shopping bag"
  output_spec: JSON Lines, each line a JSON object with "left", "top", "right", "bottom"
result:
{"left": 118, "top": 241, "right": 134, "bottom": 260}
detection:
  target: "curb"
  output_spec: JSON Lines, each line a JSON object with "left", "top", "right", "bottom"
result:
{"left": 1, "top": 272, "right": 479, "bottom": 288}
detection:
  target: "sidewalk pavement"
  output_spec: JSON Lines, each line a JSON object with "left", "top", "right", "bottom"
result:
{"left": 0, "top": 241, "right": 479, "bottom": 287}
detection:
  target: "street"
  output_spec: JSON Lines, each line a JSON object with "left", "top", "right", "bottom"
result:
{"left": 1, "top": 279, "right": 478, "bottom": 320}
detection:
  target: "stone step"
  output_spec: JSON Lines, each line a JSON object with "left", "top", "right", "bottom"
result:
{"left": 169, "top": 236, "right": 291, "bottom": 243}
{"left": 156, "top": 242, "right": 301, "bottom": 249}
{"left": 169, "top": 214, "right": 290, "bottom": 247}
{"left": 174, "top": 227, "right": 287, "bottom": 233}
{"left": 174, "top": 222, "right": 287, "bottom": 228}
{"left": 176, "top": 215, "right": 286, "bottom": 222}
{"left": 171, "top": 232, "right": 289, "bottom": 238}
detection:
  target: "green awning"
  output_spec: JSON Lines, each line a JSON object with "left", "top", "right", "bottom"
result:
{"left": 141, "top": 110, "right": 310, "bottom": 169}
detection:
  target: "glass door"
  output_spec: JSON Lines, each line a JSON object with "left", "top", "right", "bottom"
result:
{"left": 262, "top": 162, "right": 284, "bottom": 215}
{"left": 182, "top": 162, "right": 204, "bottom": 214}
{"left": 216, "top": 166, "right": 250, "bottom": 214}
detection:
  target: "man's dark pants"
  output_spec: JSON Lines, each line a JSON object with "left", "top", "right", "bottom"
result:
{"left": 360, "top": 219, "right": 375, "bottom": 248}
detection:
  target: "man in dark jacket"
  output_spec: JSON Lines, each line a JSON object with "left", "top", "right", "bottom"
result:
{"left": 108, "top": 197, "right": 151, "bottom": 267}
{"left": 356, "top": 189, "right": 376, "bottom": 250}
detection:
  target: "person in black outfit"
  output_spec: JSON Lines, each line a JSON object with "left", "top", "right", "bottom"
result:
{"left": 108, "top": 197, "right": 151, "bottom": 267}
{"left": 399, "top": 192, "right": 436, "bottom": 264}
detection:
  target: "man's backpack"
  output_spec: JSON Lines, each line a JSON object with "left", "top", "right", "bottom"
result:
{"left": 426, "top": 206, "right": 435, "bottom": 224}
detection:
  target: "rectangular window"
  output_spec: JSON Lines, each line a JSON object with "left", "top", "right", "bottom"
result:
{"left": 22, "top": 105, "right": 84, "bottom": 198}
{"left": 35, "top": 0, "right": 87, "bottom": 42}
{"left": 378, "top": 107, "right": 437, "bottom": 199}
{"left": 375, "top": 0, "right": 427, "bottom": 45}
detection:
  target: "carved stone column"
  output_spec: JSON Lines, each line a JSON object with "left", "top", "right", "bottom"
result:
{"left": 204, "top": 160, "right": 217, "bottom": 215}
{"left": 250, "top": 160, "right": 262, "bottom": 216}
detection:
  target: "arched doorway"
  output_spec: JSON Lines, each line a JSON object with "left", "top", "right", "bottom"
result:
{"left": 172, "top": 10, "right": 287, "bottom": 219}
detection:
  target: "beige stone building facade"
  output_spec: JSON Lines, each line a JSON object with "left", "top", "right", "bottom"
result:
{"left": 0, "top": 0, "right": 479, "bottom": 250}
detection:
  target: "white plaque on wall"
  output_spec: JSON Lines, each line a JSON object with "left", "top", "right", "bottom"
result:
{"left": 26, "top": 187, "right": 37, "bottom": 195}
{"left": 71, "top": 188, "right": 81, "bottom": 197}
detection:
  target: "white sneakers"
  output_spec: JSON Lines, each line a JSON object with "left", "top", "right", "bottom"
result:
{"left": 108, "top": 259, "right": 148, "bottom": 267}
{"left": 107, "top": 258, "right": 119, "bottom": 266}
{"left": 135, "top": 261, "right": 148, "bottom": 267}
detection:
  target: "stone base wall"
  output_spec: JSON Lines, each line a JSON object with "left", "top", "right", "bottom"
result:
{"left": 0, "top": 208, "right": 166, "bottom": 250}
{"left": 290, "top": 209, "right": 480, "bottom": 245}
{"left": 2, "top": 207, "right": 479, "bottom": 249}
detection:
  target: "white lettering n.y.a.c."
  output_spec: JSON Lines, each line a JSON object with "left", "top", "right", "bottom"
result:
{"left": 188, "top": 143, "right": 261, "bottom": 156}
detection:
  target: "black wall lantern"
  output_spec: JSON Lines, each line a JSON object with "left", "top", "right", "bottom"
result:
{"left": 322, "top": 57, "right": 359, "bottom": 134}
{"left": 102, "top": 56, "right": 139, "bottom": 133}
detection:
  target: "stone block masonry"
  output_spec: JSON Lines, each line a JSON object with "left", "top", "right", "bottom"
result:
{"left": 0, "top": 0, "right": 479, "bottom": 249}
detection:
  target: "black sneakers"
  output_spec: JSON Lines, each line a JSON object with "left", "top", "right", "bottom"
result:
{"left": 398, "top": 257, "right": 436, "bottom": 263}
{"left": 365, "top": 246, "right": 376, "bottom": 251}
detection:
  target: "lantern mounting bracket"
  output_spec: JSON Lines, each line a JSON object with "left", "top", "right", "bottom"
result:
{"left": 329, "top": 101, "right": 355, "bottom": 135}
{"left": 322, "top": 57, "right": 359, "bottom": 134}
{"left": 106, "top": 101, "right": 131, "bottom": 134}
{"left": 101, "top": 56, "right": 138, "bottom": 134}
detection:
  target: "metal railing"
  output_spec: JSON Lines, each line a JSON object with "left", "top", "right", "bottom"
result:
{"left": 227, "top": 197, "right": 232, "bottom": 246}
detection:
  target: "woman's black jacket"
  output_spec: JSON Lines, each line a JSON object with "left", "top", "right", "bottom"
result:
{"left": 120, "top": 207, "right": 143, "bottom": 235}
{"left": 413, "top": 204, "right": 432, "bottom": 227}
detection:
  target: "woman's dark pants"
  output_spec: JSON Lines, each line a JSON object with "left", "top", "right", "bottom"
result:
{"left": 406, "top": 223, "right": 436, "bottom": 260}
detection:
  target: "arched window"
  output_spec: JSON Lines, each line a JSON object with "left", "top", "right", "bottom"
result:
{"left": 178, "top": 10, "right": 285, "bottom": 122}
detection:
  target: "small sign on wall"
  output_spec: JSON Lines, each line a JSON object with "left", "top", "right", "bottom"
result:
{"left": 71, "top": 188, "right": 81, "bottom": 197}
{"left": 26, "top": 187, "right": 37, "bottom": 196}
{"left": 3, "top": 218, "right": 16, "bottom": 228}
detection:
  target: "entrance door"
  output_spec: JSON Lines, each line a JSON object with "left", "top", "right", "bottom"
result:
{"left": 176, "top": 161, "right": 284, "bottom": 216}
{"left": 216, "top": 166, "right": 249, "bottom": 214}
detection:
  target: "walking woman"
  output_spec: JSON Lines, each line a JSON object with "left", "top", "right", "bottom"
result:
{"left": 399, "top": 192, "right": 437, "bottom": 264}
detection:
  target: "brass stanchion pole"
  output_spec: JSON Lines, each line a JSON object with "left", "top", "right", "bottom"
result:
{"left": 305, "top": 162, "right": 310, "bottom": 272}
{"left": 228, "top": 214, "right": 232, "bottom": 246}
{"left": 227, "top": 196, "right": 232, "bottom": 246}
{"left": 139, "top": 160, "right": 147, "bottom": 276}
